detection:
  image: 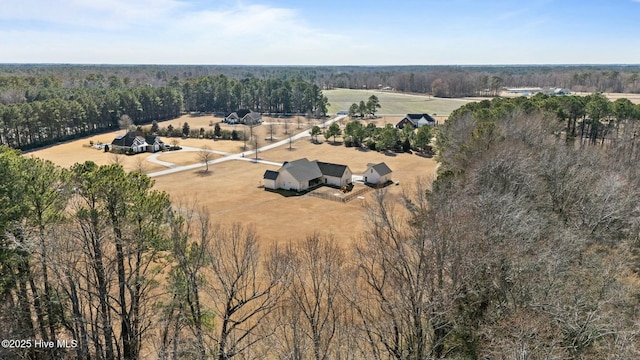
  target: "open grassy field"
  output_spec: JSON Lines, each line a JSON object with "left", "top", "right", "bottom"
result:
{"left": 571, "top": 92, "right": 640, "bottom": 104}
{"left": 151, "top": 135, "right": 438, "bottom": 246}
{"left": 324, "top": 88, "right": 475, "bottom": 116}
{"left": 27, "top": 108, "right": 443, "bottom": 246}
{"left": 26, "top": 114, "right": 320, "bottom": 171}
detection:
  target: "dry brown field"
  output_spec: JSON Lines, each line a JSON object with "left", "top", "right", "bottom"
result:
{"left": 500, "top": 91, "right": 640, "bottom": 105}
{"left": 25, "top": 114, "right": 310, "bottom": 170}
{"left": 150, "top": 135, "right": 438, "bottom": 246}
{"left": 599, "top": 92, "right": 640, "bottom": 104}
{"left": 27, "top": 113, "right": 438, "bottom": 246}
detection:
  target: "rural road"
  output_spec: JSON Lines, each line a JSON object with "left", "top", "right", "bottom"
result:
{"left": 146, "top": 115, "right": 346, "bottom": 178}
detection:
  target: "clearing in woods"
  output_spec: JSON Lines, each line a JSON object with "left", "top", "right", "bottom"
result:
{"left": 28, "top": 92, "right": 452, "bottom": 245}
{"left": 324, "top": 88, "right": 475, "bottom": 115}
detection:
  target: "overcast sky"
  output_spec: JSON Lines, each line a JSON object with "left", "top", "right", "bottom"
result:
{"left": 1, "top": 0, "right": 639, "bottom": 65}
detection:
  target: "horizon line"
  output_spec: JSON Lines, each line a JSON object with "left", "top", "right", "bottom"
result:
{"left": 1, "top": 63, "right": 640, "bottom": 67}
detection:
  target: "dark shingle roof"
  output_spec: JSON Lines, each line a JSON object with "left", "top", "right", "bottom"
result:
{"left": 263, "top": 170, "right": 279, "bottom": 180}
{"left": 145, "top": 135, "right": 163, "bottom": 144}
{"left": 315, "top": 161, "right": 349, "bottom": 178}
{"left": 226, "top": 109, "right": 251, "bottom": 119}
{"left": 111, "top": 131, "right": 143, "bottom": 147}
{"left": 369, "top": 162, "right": 392, "bottom": 176}
{"left": 243, "top": 111, "right": 262, "bottom": 124}
{"left": 405, "top": 113, "right": 436, "bottom": 124}
{"left": 282, "top": 158, "right": 323, "bottom": 183}
{"left": 235, "top": 109, "right": 251, "bottom": 118}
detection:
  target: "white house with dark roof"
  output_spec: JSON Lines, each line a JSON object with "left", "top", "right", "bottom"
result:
{"left": 263, "top": 158, "right": 352, "bottom": 191}
{"left": 263, "top": 170, "right": 280, "bottom": 190}
{"left": 111, "top": 131, "right": 166, "bottom": 153}
{"left": 316, "top": 161, "right": 352, "bottom": 187}
{"left": 364, "top": 162, "right": 393, "bottom": 185}
{"left": 395, "top": 114, "right": 437, "bottom": 129}
{"left": 225, "top": 109, "right": 262, "bottom": 125}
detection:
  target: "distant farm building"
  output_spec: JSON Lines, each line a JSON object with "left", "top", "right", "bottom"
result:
{"left": 111, "top": 131, "right": 166, "bottom": 153}
{"left": 395, "top": 114, "right": 437, "bottom": 129}
{"left": 505, "top": 87, "right": 543, "bottom": 96}
{"left": 337, "top": 110, "right": 349, "bottom": 115}
{"left": 504, "top": 87, "right": 570, "bottom": 97}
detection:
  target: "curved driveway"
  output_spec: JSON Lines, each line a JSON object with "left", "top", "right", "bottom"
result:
{"left": 146, "top": 115, "right": 346, "bottom": 178}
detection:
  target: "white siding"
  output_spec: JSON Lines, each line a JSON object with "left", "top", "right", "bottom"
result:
{"left": 378, "top": 173, "right": 391, "bottom": 184}
{"left": 264, "top": 179, "right": 277, "bottom": 190}
{"left": 365, "top": 167, "right": 381, "bottom": 184}
{"left": 278, "top": 170, "right": 303, "bottom": 191}
{"left": 343, "top": 168, "right": 353, "bottom": 185}
{"left": 323, "top": 176, "right": 341, "bottom": 187}
{"left": 365, "top": 167, "right": 390, "bottom": 184}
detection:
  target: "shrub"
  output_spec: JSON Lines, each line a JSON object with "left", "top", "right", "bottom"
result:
{"left": 344, "top": 137, "right": 354, "bottom": 147}
{"left": 366, "top": 139, "right": 376, "bottom": 151}
{"left": 221, "top": 130, "right": 232, "bottom": 140}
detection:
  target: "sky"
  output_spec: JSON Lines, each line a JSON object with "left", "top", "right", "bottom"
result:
{"left": 0, "top": 0, "right": 639, "bottom": 65}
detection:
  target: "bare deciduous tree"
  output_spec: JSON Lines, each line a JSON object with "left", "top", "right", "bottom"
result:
{"left": 160, "top": 202, "right": 213, "bottom": 360}
{"left": 134, "top": 155, "right": 147, "bottom": 174}
{"left": 207, "top": 223, "right": 288, "bottom": 360}
{"left": 282, "top": 233, "right": 347, "bottom": 360}
{"left": 119, "top": 114, "right": 135, "bottom": 131}
{"left": 198, "top": 146, "right": 214, "bottom": 173}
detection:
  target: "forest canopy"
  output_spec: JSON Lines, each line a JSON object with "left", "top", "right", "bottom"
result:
{"left": 0, "top": 72, "right": 328, "bottom": 150}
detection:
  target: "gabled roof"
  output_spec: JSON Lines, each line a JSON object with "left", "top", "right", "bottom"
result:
{"left": 243, "top": 111, "right": 262, "bottom": 123}
{"left": 315, "top": 161, "right": 349, "bottom": 178}
{"left": 407, "top": 113, "right": 425, "bottom": 120}
{"left": 368, "top": 162, "right": 392, "bottom": 176}
{"left": 281, "top": 158, "right": 323, "bottom": 183}
{"left": 404, "top": 113, "right": 436, "bottom": 125}
{"left": 112, "top": 131, "right": 144, "bottom": 147}
{"left": 235, "top": 109, "right": 251, "bottom": 118}
{"left": 263, "top": 170, "right": 279, "bottom": 180}
{"left": 225, "top": 109, "right": 252, "bottom": 119}
{"left": 145, "top": 135, "right": 163, "bottom": 144}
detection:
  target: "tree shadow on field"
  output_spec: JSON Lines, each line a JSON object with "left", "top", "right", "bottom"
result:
{"left": 195, "top": 169, "right": 213, "bottom": 176}
{"left": 415, "top": 152, "right": 433, "bottom": 158}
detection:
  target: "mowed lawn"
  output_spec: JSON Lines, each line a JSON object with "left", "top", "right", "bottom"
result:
{"left": 325, "top": 88, "right": 475, "bottom": 116}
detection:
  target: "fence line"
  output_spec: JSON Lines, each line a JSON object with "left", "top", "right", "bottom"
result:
{"left": 308, "top": 185, "right": 374, "bottom": 203}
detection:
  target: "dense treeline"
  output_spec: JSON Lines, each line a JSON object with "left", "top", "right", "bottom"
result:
{"left": 2, "top": 94, "right": 640, "bottom": 359}
{"left": 0, "top": 73, "right": 327, "bottom": 150}
{"left": 182, "top": 76, "right": 328, "bottom": 115}
{"left": 328, "top": 66, "right": 640, "bottom": 96}
{"left": 0, "top": 86, "right": 183, "bottom": 149}
{"left": 3, "top": 64, "right": 640, "bottom": 98}
{"left": 2, "top": 64, "right": 640, "bottom": 150}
